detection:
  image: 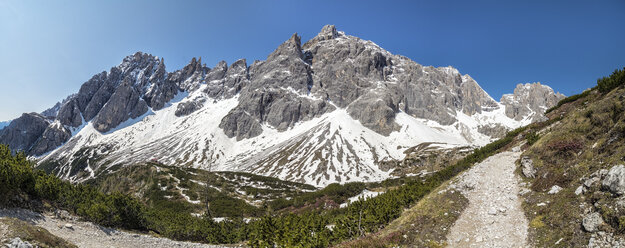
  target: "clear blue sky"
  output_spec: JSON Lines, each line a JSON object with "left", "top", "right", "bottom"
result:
{"left": 1, "top": 0, "right": 624, "bottom": 121}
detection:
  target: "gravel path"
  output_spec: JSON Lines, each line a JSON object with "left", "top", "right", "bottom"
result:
{"left": 0, "top": 208, "right": 231, "bottom": 248}
{"left": 446, "top": 150, "right": 529, "bottom": 248}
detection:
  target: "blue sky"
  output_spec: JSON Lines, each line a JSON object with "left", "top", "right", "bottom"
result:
{"left": 1, "top": 0, "right": 624, "bottom": 121}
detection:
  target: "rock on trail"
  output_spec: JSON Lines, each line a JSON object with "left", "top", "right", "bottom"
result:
{"left": 446, "top": 150, "right": 529, "bottom": 248}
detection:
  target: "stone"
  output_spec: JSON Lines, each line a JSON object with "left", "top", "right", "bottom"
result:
{"left": 488, "top": 207, "right": 498, "bottom": 215}
{"left": 548, "top": 185, "right": 563, "bottom": 194}
{"left": 6, "top": 237, "right": 33, "bottom": 248}
{"left": 64, "top": 223, "right": 74, "bottom": 230}
{"left": 585, "top": 176, "right": 601, "bottom": 188}
{"left": 602, "top": 165, "right": 625, "bottom": 195}
{"left": 575, "top": 185, "right": 586, "bottom": 195}
{"left": 583, "top": 212, "right": 605, "bottom": 232}
{"left": 521, "top": 156, "right": 536, "bottom": 178}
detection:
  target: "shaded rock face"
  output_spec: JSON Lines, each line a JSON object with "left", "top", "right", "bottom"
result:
{"left": 500, "top": 83, "right": 565, "bottom": 122}
{"left": 0, "top": 113, "right": 49, "bottom": 153}
{"left": 93, "top": 79, "right": 149, "bottom": 132}
{"left": 30, "top": 124, "right": 71, "bottom": 156}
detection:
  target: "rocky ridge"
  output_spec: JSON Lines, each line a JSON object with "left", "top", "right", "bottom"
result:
{"left": 0, "top": 25, "right": 564, "bottom": 186}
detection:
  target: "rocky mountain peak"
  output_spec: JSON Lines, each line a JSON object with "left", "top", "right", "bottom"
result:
{"left": 319, "top": 24, "right": 339, "bottom": 39}
{"left": 500, "top": 82, "right": 565, "bottom": 122}
{"left": 302, "top": 24, "right": 342, "bottom": 49}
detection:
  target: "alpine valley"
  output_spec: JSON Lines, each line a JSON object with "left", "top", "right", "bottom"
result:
{"left": 0, "top": 25, "right": 564, "bottom": 187}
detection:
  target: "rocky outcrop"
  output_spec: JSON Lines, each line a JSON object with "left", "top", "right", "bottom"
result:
{"left": 0, "top": 52, "right": 211, "bottom": 154}
{"left": 500, "top": 83, "right": 565, "bottom": 122}
{"left": 175, "top": 99, "right": 205, "bottom": 117}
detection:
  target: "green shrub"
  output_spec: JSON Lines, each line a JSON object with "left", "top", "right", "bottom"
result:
{"left": 526, "top": 131, "right": 540, "bottom": 146}
{"left": 598, "top": 67, "right": 625, "bottom": 93}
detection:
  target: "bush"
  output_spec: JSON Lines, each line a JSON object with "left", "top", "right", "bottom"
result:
{"left": 526, "top": 131, "right": 540, "bottom": 146}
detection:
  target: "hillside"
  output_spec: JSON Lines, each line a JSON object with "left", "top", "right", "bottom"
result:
{"left": 334, "top": 67, "right": 625, "bottom": 247}
{"left": 520, "top": 68, "right": 625, "bottom": 247}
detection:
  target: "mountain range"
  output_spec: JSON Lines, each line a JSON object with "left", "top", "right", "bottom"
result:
{"left": 0, "top": 25, "right": 564, "bottom": 186}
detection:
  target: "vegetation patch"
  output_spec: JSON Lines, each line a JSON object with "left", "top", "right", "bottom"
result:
{"left": 337, "top": 180, "right": 469, "bottom": 248}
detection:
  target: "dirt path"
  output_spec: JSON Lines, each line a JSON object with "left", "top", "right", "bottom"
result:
{"left": 0, "top": 208, "right": 229, "bottom": 248}
{"left": 446, "top": 151, "right": 528, "bottom": 248}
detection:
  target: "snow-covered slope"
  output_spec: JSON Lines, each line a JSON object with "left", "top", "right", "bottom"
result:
{"left": 41, "top": 83, "right": 534, "bottom": 186}
{"left": 1, "top": 25, "right": 564, "bottom": 187}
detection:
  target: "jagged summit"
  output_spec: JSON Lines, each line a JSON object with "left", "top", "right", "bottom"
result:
{"left": 1, "top": 25, "right": 564, "bottom": 186}
{"left": 500, "top": 82, "right": 565, "bottom": 122}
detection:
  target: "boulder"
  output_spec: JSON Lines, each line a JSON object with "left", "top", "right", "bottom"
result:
{"left": 583, "top": 212, "right": 605, "bottom": 232}
{"left": 521, "top": 156, "right": 536, "bottom": 178}
{"left": 602, "top": 165, "right": 625, "bottom": 195}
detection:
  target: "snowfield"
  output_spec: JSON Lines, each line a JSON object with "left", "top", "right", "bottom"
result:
{"left": 40, "top": 83, "right": 529, "bottom": 187}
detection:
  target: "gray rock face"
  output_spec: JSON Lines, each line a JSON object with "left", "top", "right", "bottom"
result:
{"left": 30, "top": 124, "right": 71, "bottom": 156}
{"left": 520, "top": 156, "right": 536, "bottom": 178}
{"left": 0, "top": 113, "right": 49, "bottom": 153}
{"left": 602, "top": 165, "right": 625, "bottom": 195}
{"left": 175, "top": 99, "right": 205, "bottom": 117}
{"left": 219, "top": 25, "right": 511, "bottom": 140}
{"left": 93, "top": 79, "right": 149, "bottom": 132}
{"left": 500, "top": 83, "right": 565, "bottom": 122}
{"left": 583, "top": 212, "right": 605, "bottom": 232}
{"left": 219, "top": 33, "right": 335, "bottom": 139}
{"left": 56, "top": 99, "right": 82, "bottom": 127}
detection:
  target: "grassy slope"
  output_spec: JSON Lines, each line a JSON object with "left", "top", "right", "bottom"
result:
{"left": 336, "top": 179, "right": 468, "bottom": 248}
{"left": 520, "top": 86, "right": 625, "bottom": 247}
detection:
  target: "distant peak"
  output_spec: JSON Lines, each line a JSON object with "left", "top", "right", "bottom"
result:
{"left": 302, "top": 25, "right": 342, "bottom": 49}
